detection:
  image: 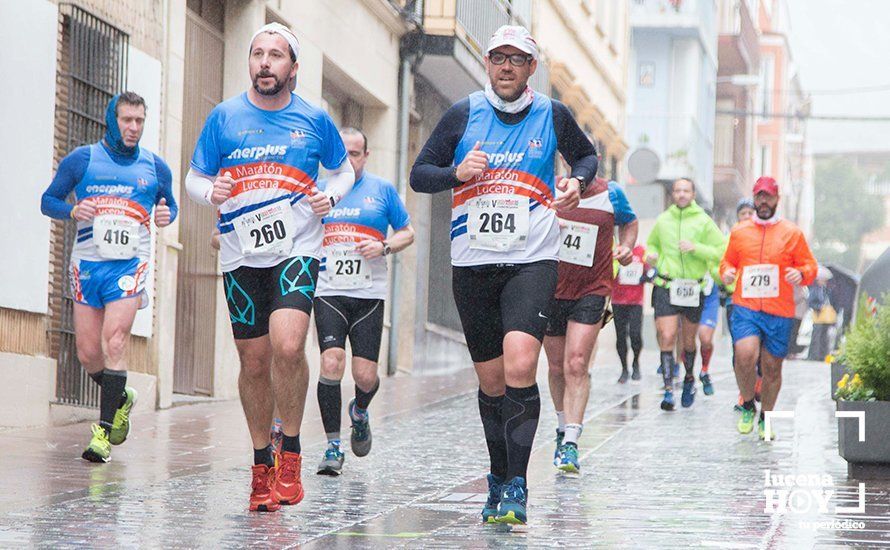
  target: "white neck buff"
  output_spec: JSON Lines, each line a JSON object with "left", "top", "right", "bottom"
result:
{"left": 484, "top": 83, "right": 534, "bottom": 114}
{"left": 753, "top": 213, "right": 782, "bottom": 226}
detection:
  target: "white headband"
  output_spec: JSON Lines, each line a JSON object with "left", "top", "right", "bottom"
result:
{"left": 250, "top": 23, "right": 300, "bottom": 61}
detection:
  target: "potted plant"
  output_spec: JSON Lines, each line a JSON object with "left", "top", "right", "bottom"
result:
{"left": 830, "top": 355, "right": 853, "bottom": 400}
{"left": 835, "top": 296, "right": 890, "bottom": 478}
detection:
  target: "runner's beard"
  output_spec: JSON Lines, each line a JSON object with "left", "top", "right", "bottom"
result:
{"left": 253, "top": 73, "right": 286, "bottom": 96}
{"left": 757, "top": 204, "right": 776, "bottom": 220}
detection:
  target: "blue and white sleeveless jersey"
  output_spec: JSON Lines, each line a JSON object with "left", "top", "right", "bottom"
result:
{"left": 450, "top": 91, "right": 558, "bottom": 266}
{"left": 73, "top": 143, "right": 161, "bottom": 262}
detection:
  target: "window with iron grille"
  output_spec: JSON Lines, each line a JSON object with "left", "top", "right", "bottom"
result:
{"left": 49, "top": 4, "right": 129, "bottom": 407}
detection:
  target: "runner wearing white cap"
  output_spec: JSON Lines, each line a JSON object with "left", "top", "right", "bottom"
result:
{"left": 411, "top": 24, "right": 597, "bottom": 525}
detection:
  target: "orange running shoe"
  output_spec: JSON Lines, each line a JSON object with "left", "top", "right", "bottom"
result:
{"left": 272, "top": 452, "right": 305, "bottom": 505}
{"left": 249, "top": 464, "right": 281, "bottom": 512}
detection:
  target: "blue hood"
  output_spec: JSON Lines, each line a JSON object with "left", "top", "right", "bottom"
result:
{"left": 104, "top": 94, "right": 139, "bottom": 157}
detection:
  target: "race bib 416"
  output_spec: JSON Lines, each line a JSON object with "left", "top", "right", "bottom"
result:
{"left": 93, "top": 214, "right": 140, "bottom": 260}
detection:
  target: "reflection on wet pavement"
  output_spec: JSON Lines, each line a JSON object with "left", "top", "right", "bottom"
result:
{"left": 0, "top": 356, "right": 887, "bottom": 548}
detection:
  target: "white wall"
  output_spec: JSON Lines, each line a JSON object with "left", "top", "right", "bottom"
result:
{"left": 0, "top": 0, "right": 57, "bottom": 314}
{"left": 127, "top": 45, "right": 163, "bottom": 337}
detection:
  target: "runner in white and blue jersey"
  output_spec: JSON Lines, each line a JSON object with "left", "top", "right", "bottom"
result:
{"left": 185, "top": 23, "right": 354, "bottom": 513}
{"left": 40, "top": 92, "right": 177, "bottom": 463}
{"left": 313, "top": 128, "right": 414, "bottom": 476}
{"left": 410, "top": 25, "right": 597, "bottom": 526}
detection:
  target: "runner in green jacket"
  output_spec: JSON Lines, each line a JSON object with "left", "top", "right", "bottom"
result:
{"left": 644, "top": 178, "right": 726, "bottom": 411}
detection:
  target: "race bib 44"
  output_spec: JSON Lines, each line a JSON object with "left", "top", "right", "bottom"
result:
{"left": 559, "top": 221, "right": 598, "bottom": 267}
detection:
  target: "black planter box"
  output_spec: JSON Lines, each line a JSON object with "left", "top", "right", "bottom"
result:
{"left": 837, "top": 399, "right": 890, "bottom": 479}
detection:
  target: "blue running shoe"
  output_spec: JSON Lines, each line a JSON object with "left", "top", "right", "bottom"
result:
{"left": 496, "top": 477, "right": 528, "bottom": 525}
{"left": 482, "top": 474, "right": 503, "bottom": 523}
{"left": 660, "top": 388, "right": 675, "bottom": 411}
{"left": 553, "top": 429, "right": 564, "bottom": 466}
{"left": 681, "top": 377, "right": 697, "bottom": 408}
{"left": 556, "top": 443, "right": 580, "bottom": 473}
{"left": 316, "top": 442, "right": 345, "bottom": 476}
{"left": 348, "top": 399, "right": 372, "bottom": 457}
{"left": 700, "top": 373, "right": 714, "bottom": 396}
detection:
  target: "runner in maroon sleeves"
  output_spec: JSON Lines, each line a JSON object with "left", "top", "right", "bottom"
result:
{"left": 544, "top": 178, "right": 637, "bottom": 473}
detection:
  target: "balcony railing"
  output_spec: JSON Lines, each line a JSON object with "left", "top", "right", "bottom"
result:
{"left": 456, "top": 0, "right": 510, "bottom": 53}
{"left": 420, "top": 0, "right": 550, "bottom": 93}
{"left": 631, "top": 0, "right": 716, "bottom": 42}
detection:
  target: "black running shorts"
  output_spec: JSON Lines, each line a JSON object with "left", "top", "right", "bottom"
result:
{"left": 223, "top": 256, "right": 319, "bottom": 340}
{"left": 451, "top": 260, "right": 558, "bottom": 363}
{"left": 652, "top": 285, "right": 704, "bottom": 323}
{"left": 313, "top": 295, "right": 386, "bottom": 362}
{"left": 544, "top": 294, "right": 608, "bottom": 337}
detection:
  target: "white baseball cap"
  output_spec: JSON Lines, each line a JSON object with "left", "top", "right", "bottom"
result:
{"left": 486, "top": 25, "right": 539, "bottom": 60}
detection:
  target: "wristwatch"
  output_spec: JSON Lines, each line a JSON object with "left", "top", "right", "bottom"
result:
{"left": 575, "top": 175, "right": 589, "bottom": 194}
{"left": 381, "top": 240, "right": 392, "bottom": 256}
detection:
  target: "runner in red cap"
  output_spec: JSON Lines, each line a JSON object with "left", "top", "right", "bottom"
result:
{"left": 720, "top": 176, "right": 818, "bottom": 439}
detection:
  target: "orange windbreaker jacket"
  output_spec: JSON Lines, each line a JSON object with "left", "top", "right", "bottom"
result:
{"left": 719, "top": 218, "right": 818, "bottom": 318}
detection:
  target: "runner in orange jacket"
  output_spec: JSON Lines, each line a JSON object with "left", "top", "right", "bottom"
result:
{"left": 720, "top": 176, "right": 818, "bottom": 440}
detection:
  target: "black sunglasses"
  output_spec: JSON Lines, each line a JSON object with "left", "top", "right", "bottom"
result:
{"left": 488, "top": 52, "right": 533, "bottom": 67}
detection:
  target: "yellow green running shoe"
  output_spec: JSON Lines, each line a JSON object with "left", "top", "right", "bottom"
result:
{"left": 109, "top": 387, "right": 137, "bottom": 446}
{"left": 758, "top": 418, "right": 776, "bottom": 441}
{"left": 737, "top": 408, "right": 756, "bottom": 434}
{"left": 82, "top": 424, "right": 111, "bottom": 463}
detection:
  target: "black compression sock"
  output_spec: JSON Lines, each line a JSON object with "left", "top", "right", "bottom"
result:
{"left": 503, "top": 384, "right": 541, "bottom": 481}
{"left": 743, "top": 400, "right": 756, "bottom": 412}
{"left": 89, "top": 371, "right": 104, "bottom": 387}
{"left": 254, "top": 445, "right": 274, "bottom": 466}
{"left": 317, "top": 377, "right": 342, "bottom": 441}
{"left": 355, "top": 377, "right": 380, "bottom": 410}
{"left": 478, "top": 389, "right": 508, "bottom": 480}
{"left": 683, "top": 349, "right": 696, "bottom": 380}
{"left": 660, "top": 351, "right": 674, "bottom": 388}
{"left": 281, "top": 434, "right": 301, "bottom": 454}
{"left": 99, "top": 370, "right": 127, "bottom": 435}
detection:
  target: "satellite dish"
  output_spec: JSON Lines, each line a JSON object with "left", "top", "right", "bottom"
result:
{"left": 627, "top": 147, "right": 660, "bottom": 185}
